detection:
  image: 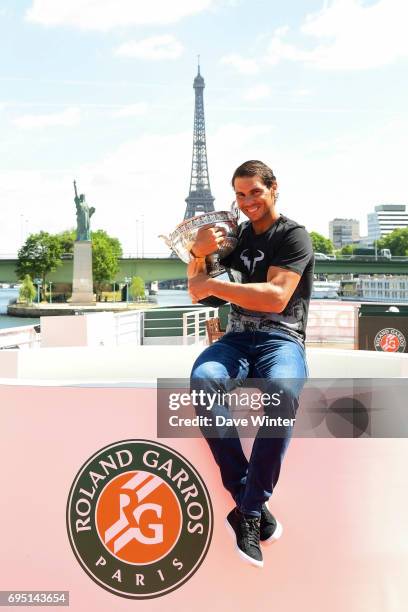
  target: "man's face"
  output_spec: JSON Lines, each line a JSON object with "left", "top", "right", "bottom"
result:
{"left": 233, "top": 175, "right": 276, "bottom": 224}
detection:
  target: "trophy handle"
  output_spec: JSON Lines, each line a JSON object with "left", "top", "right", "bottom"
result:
{"left": 158, "top": 234, "right": 172, "bottom": 249}
{"left": 231, "top": 200, "right": 240, "bottom": 221}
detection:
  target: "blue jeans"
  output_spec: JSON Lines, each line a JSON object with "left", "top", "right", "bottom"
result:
{"left": 191, "top": 330, "right": 307, "bottom": 517}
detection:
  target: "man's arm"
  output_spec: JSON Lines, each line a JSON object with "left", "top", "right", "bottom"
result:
{"left": 188, "top": 225, "right": 313, "bottom": 311}
{"left": 188, "top": 260, "right": 301, "bottom": 313}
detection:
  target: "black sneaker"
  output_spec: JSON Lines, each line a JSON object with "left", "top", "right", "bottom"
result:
{"left": 225, "top": 508, "right": 263, "bottom": 568}
{"left": 260, "top": 502, "right": 283, "bottom": 545}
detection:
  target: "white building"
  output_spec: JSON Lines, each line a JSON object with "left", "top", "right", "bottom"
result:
{"left": 359, "top": 276, "right": 408, "bottom": 302}
{"left": 329, "top": 218, "right": 360, "bottom": 248}
{"left": 367, "top": 204, "right": 408, "bottom": 242}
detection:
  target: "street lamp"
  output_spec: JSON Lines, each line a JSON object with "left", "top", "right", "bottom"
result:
{"left": 49, "top": 281, "right": 53, "bottom": 304}
{"left": 124, "top": 277, "right": 131, "bottom": 304}
{"left": 34, "top": 278, "right": 42, "bottom": 304}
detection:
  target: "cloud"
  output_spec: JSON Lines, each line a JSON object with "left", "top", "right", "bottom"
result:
{"left": 294, "top": 88, "right": 311, "bottom": 97}
{"left": 263, "top": 0, "right": 408, "bottom": 70}
{"left": 114, "top": 35, "right": 183, "bottom": 61}
{"left": 220, "top": 53, "right": 260, "bottom": 75}
{"left": 83, "top": 122, "right": 275, "bottom": 254}
{"left": 25, "top": 0, "right": 217, "bottom": 30}
{"left": 112, "top": 103, "right": 148, "bottom": 118}
{"left": 2, "top": 116, "right": 408, "bottom": 254}
{"left": 12, "top": 107, "right": 81, "bottom": 129}
{"left": 242, "top": 84, "right": 271, "bottom": 102}
{"left": 0, "top": 123, "right": 275, "bottom": 255}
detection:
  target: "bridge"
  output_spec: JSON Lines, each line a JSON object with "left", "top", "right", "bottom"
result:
{"left": 0, "top": 256, "right": 408, "bottom": 285}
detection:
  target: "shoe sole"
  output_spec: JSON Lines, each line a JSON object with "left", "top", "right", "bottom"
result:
{"left": 260, "top": 519, "right": 283, "bottom": 545}
{"left": 225, "top": 519, "right": 264, "bottom": 569}
{"left": 260, "top": 501, "right": 283, "bottom": 546}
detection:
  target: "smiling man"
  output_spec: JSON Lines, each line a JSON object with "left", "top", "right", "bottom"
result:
{"left": 188, "top": 160, "right": 314, "bottom": 568}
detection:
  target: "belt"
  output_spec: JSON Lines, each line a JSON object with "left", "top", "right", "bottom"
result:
{"left": 226, "top": 314, "right": 304, "bottom": 343}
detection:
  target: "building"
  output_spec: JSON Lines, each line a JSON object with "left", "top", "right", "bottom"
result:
{"left": 340, "top": 275, "right": 408, "bottom": 302}
{"left": 367, "top": 204, "right": 408, "bottom": 242}
{"left": 329, "top": 218, "right": 360, "bottom": 248}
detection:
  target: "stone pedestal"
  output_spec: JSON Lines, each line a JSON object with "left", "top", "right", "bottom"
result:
{"left": 70, "top": 241, "right": 95, "bottom": 304}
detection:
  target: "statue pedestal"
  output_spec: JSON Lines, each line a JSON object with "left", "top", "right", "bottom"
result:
{"left": 70, "top": 241, "right": 95, "bottom": 304}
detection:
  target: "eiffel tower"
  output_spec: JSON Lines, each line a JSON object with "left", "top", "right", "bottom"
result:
{"left": 184, "top": 59, "right": 215, "bottom": 220}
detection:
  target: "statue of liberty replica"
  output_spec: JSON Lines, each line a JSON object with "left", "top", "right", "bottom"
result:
{"left": 74, "top": 180, "right": 95, "bottom": 241}
{"left": 70, "top": 180, "right": 96, "bottom": 304}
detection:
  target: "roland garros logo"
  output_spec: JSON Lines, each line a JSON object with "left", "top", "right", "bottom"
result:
{"left": 66, "top": 440, "right": 213, "bottom": 599}
{"left": 374, "top": 327, "right": 406, "bottom": 353}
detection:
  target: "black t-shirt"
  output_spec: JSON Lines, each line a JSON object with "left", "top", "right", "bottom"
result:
{"left": 220, "top": 214, "right": 314, "bottom": 343}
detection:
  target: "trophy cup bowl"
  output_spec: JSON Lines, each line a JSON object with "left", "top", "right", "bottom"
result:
{"left": 159, "top": 208, "right": 239, "bottom": 277}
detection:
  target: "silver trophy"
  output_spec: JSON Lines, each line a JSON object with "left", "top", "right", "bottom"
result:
{"left": 159, "top": 203, "right": 239, "bottom": 278}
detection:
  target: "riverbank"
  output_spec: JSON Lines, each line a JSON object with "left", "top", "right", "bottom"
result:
{"left": 7, "top": 301, "right": 156, "bottom": 318}
{"left": 0, "top": 288, "right": 193, "bottom": 328}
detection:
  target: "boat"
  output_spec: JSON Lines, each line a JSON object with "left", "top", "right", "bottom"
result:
{"left": 312, "top": 281, "right": 340, "bottom": 299}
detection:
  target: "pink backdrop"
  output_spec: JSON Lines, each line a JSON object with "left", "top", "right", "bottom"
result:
{"left": 1, "top": 384, "right": 407, "bottom": 611}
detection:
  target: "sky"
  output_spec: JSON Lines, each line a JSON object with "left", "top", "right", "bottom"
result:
{"left": 1, "top": 0, "right": 408, "bottom": 257}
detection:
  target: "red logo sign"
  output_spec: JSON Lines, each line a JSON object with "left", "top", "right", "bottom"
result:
{"left": 374, "top": 328, "right": 406, "bottom": 353}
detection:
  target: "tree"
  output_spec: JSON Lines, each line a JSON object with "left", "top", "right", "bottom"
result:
{"left": 377, "top": 228, "right": 408, "bottom": 256}
{"left": 309, "top": 231, "right": 334, "bottom": 254}
{"left": 129, "top": 276, "right": 145, "bottom": 301}
{"left": 340, "top": 244, "right": 353, "bottom": 255}
{"left": 91, "top": 229, "right": 123, "bottom": 300}
{"left": 19, "top": 274, "right": 36, "bottom": 304}
{"left": 55, "top": 229, "right": 76, "bottom": 254}
{"left": 16, "top": 232, "right": 64, "bottom": 299}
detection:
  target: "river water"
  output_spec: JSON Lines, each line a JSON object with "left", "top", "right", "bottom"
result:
{"left": 0, "top": 288, "right": 40, "bottom": 329}
{"left": 0, "top": 288, "right": 192, "bottom": 330}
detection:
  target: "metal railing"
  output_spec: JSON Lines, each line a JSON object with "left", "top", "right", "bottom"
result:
{"left": 182, "top": 308, "right": 219, "bottom": 345}
{"left": 0, "top": 303, "right": 360, "bottom": 350}
{"left": 178, "top": 302, "right": 360, "bottom": 347}
{"left": 140, "top": 306, "right": 218, "bottom": 345}
{"left": 0, "top": 325, "right": 40, "bottom": 350}
{"left": 114, "top": 311, "right": 144, "bottom": 345}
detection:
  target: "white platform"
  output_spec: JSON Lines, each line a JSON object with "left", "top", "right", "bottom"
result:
{"left": 0, "top": 343, "right": 407, "bottom": 382}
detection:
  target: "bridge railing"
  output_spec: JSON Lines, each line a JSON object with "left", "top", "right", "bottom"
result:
{"left": 119, "top": 252, "right": 172, "bottom": 259}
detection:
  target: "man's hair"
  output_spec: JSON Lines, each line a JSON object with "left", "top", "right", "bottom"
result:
{"left": 231, "top": 160, "right": 276, "bottom": 189}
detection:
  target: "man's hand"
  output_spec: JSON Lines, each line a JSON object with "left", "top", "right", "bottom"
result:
{"left": 187, "top": 258, "right": 214, "bottom": 303}
{"left": 190, "top": 225, "right": 226, "bottom": 258}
